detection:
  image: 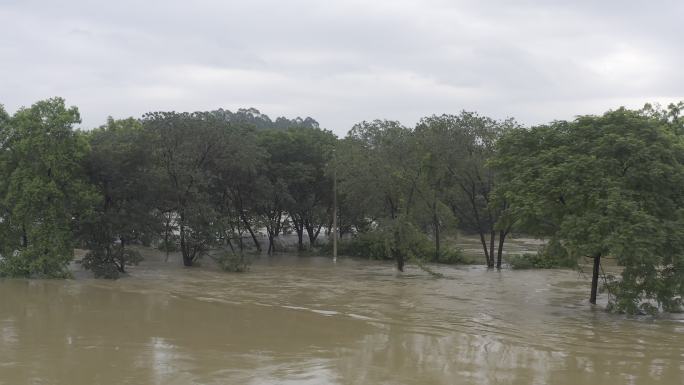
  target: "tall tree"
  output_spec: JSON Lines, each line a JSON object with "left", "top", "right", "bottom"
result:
{"left": 0, "top": 98, "right": 96, "bottom": 277}
{"left": 493, "top": 107, "right": 684, "bottom": 312}
{"left": 277, "top": 127, "right": 336, "bottom": 250}
{"left": 336, "top": 120, "right": 429, "bottom": 271}
{"left": 143, "top": 111, "right": 226, "bottom": 266}
{"left": 416, "top": 112, "right": 515, "bottom": 268}
{"left": 80, "top": 117, "right": 156, "bottom": 277}
{"left": 211, "top": 123, "right": 265, "bottom": 252}
{"left": 255, "top": 130, "right": 295, "bottom": 254}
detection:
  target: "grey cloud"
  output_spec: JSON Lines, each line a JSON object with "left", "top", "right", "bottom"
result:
{"left": 1, "top": 0, "right": 682, "bottom": 135}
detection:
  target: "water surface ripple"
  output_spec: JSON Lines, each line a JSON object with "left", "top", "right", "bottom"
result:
{"left": 0, "top": 255, "right": 682, "bottom": 385}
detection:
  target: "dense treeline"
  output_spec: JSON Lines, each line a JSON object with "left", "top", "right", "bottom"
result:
{"left": 0, "top": 97, "right": 683, "bottom": 314}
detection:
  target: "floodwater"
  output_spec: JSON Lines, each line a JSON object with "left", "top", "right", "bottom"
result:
{"left": 1, "top": 253, "right": 682, "bottom": 385}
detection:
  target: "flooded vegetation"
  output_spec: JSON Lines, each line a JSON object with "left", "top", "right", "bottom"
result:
{"left": 4, "top": 0, "right": 684, "bottom": 382}
{"left": 2, "top": 98, "right": 684, "bottom": 385}
{"left": 1, "top": 252, "right": 682, "bottom": 385}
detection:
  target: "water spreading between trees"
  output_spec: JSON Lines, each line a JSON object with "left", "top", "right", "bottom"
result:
{"left": 0, "top": 98, "right": 682, "bottom": 315}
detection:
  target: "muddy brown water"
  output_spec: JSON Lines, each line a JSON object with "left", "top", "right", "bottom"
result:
{"left": 1, "top": 254, "right": 682, "bottom": 385}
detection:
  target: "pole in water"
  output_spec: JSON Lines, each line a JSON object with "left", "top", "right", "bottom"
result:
{"left": 332, "top": 160, "right": 338, "bottom": 263}
{"left": 590, "top": 253, "right": 601, "bottom": 304}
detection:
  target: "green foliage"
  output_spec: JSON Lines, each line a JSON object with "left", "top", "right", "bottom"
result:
{"left": 415, "top": 112, "right": 517, "bottom": 267}
{"left": 433, "top": 248, "right": 467, "bottom": 264}
{"left": 279, "top": 127, "right": 336, "bottom": 249}
{"left": 3, "top": 96, "right": 684, "bottom": 317}
{"left": 507, "top": 238, "right": 576, "bottom": 269}
{"left": 335, "top": 120, "right": 441, "bottom": 270}
{"left": 143, "top": 111, "right": 229, "bottom": 266}
{"left": 157, "top": 235, "right": 179, "bottom": 252}
{"left": 603, "top": 276, "right": 659, "bottom": 315}
{"left": 79, "top": 117, "right": 158, "bottom": 278}
{"left": 83, "top": 256, "right": 120, "bottom": 279}
{"left": 328, "top": 225, "right": 465, "bottom": 265}
{"left": 0, "top": 251, "right": 72, "bottom": 279}
{"left": 328, "top": 232, "right": 392, "bottom": 260}
{"left": 81, "top": 247, "right": 143, "bottom": 279}
{"left": 0, "top": 98, "right": 96, "bottom": 278}
{"left": 507, "top": 252, "right": 576, "bottom": 270}
{"left": 389, "top": 219, "right": 436, "bottom": 261}
{"left": 324, "top": 223, "right": 435, "bottom": 262}
{"left": 494, "top": 107, "right": 684, "bottom": 312}
{"left": 335, "top": 115, "right": 515, "bottom": 271}
{"left": 212, "top": 107, "right": 319, "bottom": 131}
{"left": 212, "top": 251, "right": 251, "bottom": 272}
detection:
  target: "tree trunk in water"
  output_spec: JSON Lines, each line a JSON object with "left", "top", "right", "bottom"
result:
{"left": 392, "top": 227, "right": 404, "bottom": 272}
{"left": 178, "top": 220, "right": 192, "bottom": 266}
{"left": 324, "top": 220, "right": 332, "bottom": 236}
{"left": 305, "top": 223, "right": 322, "bottom": 247}
{"left": 478, "top": 231, "right": 490, "bottom": 266}
{"left": 488, "top": 231, "right": 496, "bottom": 268}
{"left": 106, "top": 244, "right": 113, "bottom": 270}
{"left": 433, "top": 212, "right": 440, "bottom": 261}
{"left": 306, "top": 227, "right": 316, "bottom": 246}
{"left": 21, "top": 225, "right": 28, "bottom": 248}
{"left": 163, "top": 220, "right": 170, "bottom": 262}
{"left": 393, "top": 249, "right": 405, "bottom": 272}
{"left": 496, "top": 230, "right": 506, "bottom": 269}
{"left": 267, "top": 234, "right": 275, "bottom": 255}
{"left": 225, "top": 234, "right": 235, "bottom": 253}
{"left": 296, "top": 228, "right": 304, "bottom": 251}
{"left": 179, "top": 218, "right": 193, "bottom": 267}
{"left": 242, "top": 215, "right": 261, "bottom": 252}
{"left": 292, "top": 216, "right": 305, "bottom": 251}
{"left": 118, "top": 237, "right": 126, "bottom": 273}
{"left": 590, "top": 253, "right": 601, "bottom": 304}
{"left": 237, "top": 229, "right": 244, "bottom": 251}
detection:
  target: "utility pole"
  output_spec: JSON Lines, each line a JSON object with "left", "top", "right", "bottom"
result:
{"left": 332, "top": 160, "right": 338, "bottom": 263}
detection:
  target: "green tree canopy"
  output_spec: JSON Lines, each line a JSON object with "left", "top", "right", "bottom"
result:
{"left": 0, "top": 98, "right": 96, "bottom": 278}
{"left": 143, "top": 111, "right": 229, "bottom": 266}
{"left": 415, "top": 112, "right": 516, "bottom": 267}
{"left": 80, "top": 117, "right": 157, "bottom": 277}
{"left": 336, "top": 120, "right": 433, "bottom": 271}
{"left": 493, "top": 107, "right": 684, "bottom": 313}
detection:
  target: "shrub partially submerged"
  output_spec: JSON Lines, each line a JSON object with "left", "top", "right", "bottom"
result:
{"left": 603, "top": 270, "right": 684, "bottom": 315}
{"left": 213, "top": 251, "right": 251, "bottom": 272}
{"left": 326, "top": 232, "right": 393, "bottom": 260}
{"left": 81, "top": 247, "right": 143, "bottom": 279}
{"left": 157, "top": 235, "right": 179, "bottom": 253}
{"left": 0, "top": 250, "right": 72, "bottom": 279}
{"left": 507, "top": 240, "right": 576, "bottom": 270}
{"left": 322, "top": 229, "right": 466, "bottom": 265}
{"left": 507, "top": 253, "right": 577, "bottom": 269}
{"left": 433, "top": 249, "right": 473, "bottom": 264}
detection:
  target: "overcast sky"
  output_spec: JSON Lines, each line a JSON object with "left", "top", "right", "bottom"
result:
{"left": 1, "top": 0, "right": 682, "bottom": 135}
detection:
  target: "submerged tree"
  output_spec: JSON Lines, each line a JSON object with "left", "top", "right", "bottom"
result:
{"left": 143, "top": 111, "right": 227, "bottom": 266}
{"left": 80, "top": 117, "right": 156, "bottom": 278}
{"left": 493, "top": 107, "right": 684, "bottom": 312}
{"left": 336, "top": 120, "right": 435, "bottom": 271}
{"left": 416, "top": 112, "right": 515, "bottom": 268}
{"left": 211, "top": 123, "right": 266, "bottom": 253}
{"left": 268, "top": 127, "right": 336, "bottom": 251}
